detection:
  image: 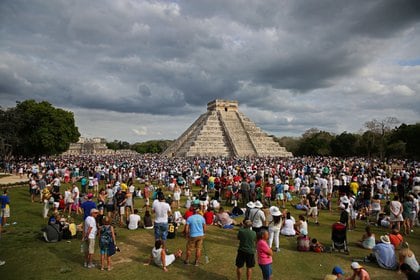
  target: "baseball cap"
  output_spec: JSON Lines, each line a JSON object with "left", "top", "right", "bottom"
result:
{"left": 332, "top": 266, "right": 344, "bottom": 275}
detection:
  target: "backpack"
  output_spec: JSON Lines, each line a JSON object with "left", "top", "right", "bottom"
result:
{"left": 100, "top": 225, "right": 112, "bottom": 246}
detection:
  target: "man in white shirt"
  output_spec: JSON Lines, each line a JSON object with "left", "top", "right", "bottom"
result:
{"left": 128, "top": 209, "right": 141, "bottom": 230}
{"left": 152, "top": 192, "right": 172, "bottom": 245}
{"left": 83, "top": 208, "right": 99, "bottom": 268}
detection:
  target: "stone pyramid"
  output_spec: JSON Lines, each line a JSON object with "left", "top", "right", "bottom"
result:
{"left": 162, "top": 99, "right": 292, "bottom": 158}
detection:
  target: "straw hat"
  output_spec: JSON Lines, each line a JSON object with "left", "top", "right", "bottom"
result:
{"left": 380, "top": 235, "right": 391, "bottom": 244}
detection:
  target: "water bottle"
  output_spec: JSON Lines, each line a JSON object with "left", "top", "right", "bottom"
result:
{"left": 80, "top": 242, "right": 84, "bottom": 253}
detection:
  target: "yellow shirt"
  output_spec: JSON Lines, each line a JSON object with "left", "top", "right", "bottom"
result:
{"left": 120, "top": 183, "right": 128, "bottom": 192}
{"left": 349, "top": 182, "right": 359, "bottom": 195}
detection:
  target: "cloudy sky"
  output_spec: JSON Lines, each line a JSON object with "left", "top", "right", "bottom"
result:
{"left": 1, "top": 0, "right": 419, "bottom": 143}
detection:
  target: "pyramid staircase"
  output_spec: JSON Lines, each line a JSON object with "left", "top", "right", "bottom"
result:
{"left": 162, "top": 100, "right": 292, "bottom": 158}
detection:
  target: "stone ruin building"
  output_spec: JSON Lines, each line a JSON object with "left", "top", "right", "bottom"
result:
{"left": 62, "top": 137, "right": 136, "bottom": 156}
{"left": 163, "top": 99, "right": 292, "bottom": 158}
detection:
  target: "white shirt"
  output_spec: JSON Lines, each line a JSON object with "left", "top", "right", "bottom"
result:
{"left": 84, "top": 216, "right": 97, "bottom": 239}
{"left": 128, "top": 214, "right": 141, "bottom": 230}
{"left": 72, "top": 186, "right": 80, "bottom": 199}
{"left": 152, "top": 200, "right": 171, "bottom": 223}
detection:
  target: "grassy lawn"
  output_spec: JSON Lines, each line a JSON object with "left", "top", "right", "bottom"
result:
{"left": 0, "top": 184, "right": 418, "bottom": 280}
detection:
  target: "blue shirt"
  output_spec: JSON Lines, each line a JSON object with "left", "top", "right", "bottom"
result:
{"left": 0, "top": 194, "right": 9, "bottom": 209}
{"left": 187, "top": 214, "right": 205, "bottom": 238}
{"left": 81, "top": 200, "right": 97, "bottom": 220}
{"left": 275, "top": 184, "right": 284, "bottom": 194}
{"left": 373, "top": 243, "right": 398, "bottom": 270}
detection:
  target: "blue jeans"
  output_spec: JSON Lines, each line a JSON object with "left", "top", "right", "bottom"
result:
{"left": 154, "top": 222, "right": 168, "bottom": 241}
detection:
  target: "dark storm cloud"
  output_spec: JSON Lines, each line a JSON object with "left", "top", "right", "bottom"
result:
{"left": 0, "top": 0, "right": 419, "bottom": 141}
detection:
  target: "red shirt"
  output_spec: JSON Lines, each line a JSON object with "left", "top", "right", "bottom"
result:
{"left": 203, "top": 211, "right": 214, "bottom": 225}
{"left": 389, "top": 233, "right": 403, "bottom": 249}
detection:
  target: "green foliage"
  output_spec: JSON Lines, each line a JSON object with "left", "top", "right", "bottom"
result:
{"left": 131, "top": 140, "right": 173, "bottom": 154}
{"left": 330, "top": 132, "right": 359, "bottom": 157}
{"left": 106, "top": 140, "right": 131, "bottom": 150}
{"left": 0, "top": 100, "right": 80, "bottom": 157}
{"left": 275, "top": 119, "right": 420, "bottom": 159}
{"left": 388, "top": 123, "right": 420, "bottom": 159}
{"left": 296, "top": 130, "right": 334, "bottom": 156}
{"left": 274, "top": 136, "right": 300, "bottom": 155}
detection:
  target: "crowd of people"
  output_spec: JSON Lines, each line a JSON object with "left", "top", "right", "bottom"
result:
{"left": 1, "top": 155, "right": 420, "bottom": 279}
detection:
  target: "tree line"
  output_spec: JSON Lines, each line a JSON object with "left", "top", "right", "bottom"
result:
{"left": 1, "top": 100, "right": 418, "bottom": 160}
{"left": 274, "top": 118, "right": 420, "bottom": 160}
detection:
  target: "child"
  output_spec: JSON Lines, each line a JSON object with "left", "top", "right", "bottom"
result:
{"left": 167, "top": 215, "right": 178, "bottom": 239}
{"left": 310, "top": 238, "right": 325, "bottom": 253}
{"left": 99, "top": 217, "right": 116, "bottom": 271}
{"left": 257, "top": 229, "right": 273, "bottom": 280}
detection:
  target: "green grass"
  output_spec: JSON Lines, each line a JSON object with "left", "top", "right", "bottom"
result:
{"left": 0, "top": 184, "right": 418, "bottom": 280}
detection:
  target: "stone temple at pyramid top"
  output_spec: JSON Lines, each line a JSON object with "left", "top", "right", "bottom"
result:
{"left": 207, "top": 99, "right": 239, "bottom": 112}
{"left": 162, "top": 99, "right": 292, "bottom": 158}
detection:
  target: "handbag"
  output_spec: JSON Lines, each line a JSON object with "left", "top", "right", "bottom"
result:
{"left": 108, "top": 240, "right": 116, "bottom": 256}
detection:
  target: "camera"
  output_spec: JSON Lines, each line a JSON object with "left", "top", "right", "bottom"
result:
{"left": 116, "top": 246, "right": 121, "bottom": 252}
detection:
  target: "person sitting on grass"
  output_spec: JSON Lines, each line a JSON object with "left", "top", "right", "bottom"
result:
{"left": 398, "top": 242, "right": 419, "bottom": 273}
{"left": 310, "top": 238, "right": 325, "bottom": 253}
{"left": 143, "top": 209, "right": 154, "bottom": 230}
{"left": 144, "top": 240, "right": 182, "bottom": 272}
{"left": 388, "top": 225, "right": 404, "bottom": 249}
{"left": 357, "top": 226, "right": 376, "bottom": 250}
{"left": 215, "top": 207, "right": 236, "bottom": 229}
{"left": 365, "top": 235, "right": 398, "bottom": 270}
{"left": 347, "top": 262, "right": 370, "bottom": 280}
{"left": 400, "top": 263, "right": 420, "bottom": 280}
{"left": 42, "top": 216, "right": 62, "bottom": 243}
{"left": 280, "top": 212, "right": 296, "bottom": 236}
{"left": 324, "top": 266, "right": 345, "bottom": 280}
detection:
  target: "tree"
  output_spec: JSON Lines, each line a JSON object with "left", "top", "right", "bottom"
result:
{"left": 0, "top": 100, "right": 80, "bottom": 157}
{"left": 388, "top": 123, "right": 420, "bottom": 159}
{"left": 132, "top": 140, "right": 173, "bottom": 154}
{"left": 296, "top": 131, "right": 333, "bottom": 156}
{"left": 364, "top": 117, "right": 400, "bottom": 160}
{"left": 330, "top": 132, "right": 358, "bottom": 157}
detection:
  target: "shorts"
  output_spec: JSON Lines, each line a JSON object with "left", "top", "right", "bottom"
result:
{"left": 85, "top": 238, "right": 95, "bottom": 254}
{"left": 106, "top": 204, "right": 115, "bottom": 212}
{"left": 1, "top": 207, "right": 10, "bottom": 218}
{"left": 154, "top": 223, "right": 169, "bottom": 241}
{"left": 187, "top": 236, "right": 204, "bottom": 251}
{"left": 277, "top": 193, "right": 284, "bottom": 200}
{"left": 259, "top": 263, "right": 272, "bottom": 280}
{"left": 235, "top": 250, "right": 255, "bottom": 268}
{"left": 100, "top": 246, "right": 109, "bottom": 255}
{"left": 307, "top": 206, "right": 318, "bottom": 217}
{"left": 119, "top": 206, "right": 125, "bottom": 215}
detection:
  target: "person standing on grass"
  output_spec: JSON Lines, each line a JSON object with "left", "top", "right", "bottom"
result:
{"left": 0, "top": 189, "right": 10, "bottom": 226}
{"left": 236, "top": 220, "right": 256, "bottom": 280}
{"left": 83, "top": 208, "right": 99, "bottom": 268}
{"left": 153, "top": 192, "right": 172, "bottom": 245}
{"left": 81, "top": 193, "right": 97, "bottom": 221}
{"left": 257, "top": 229, "right": 273, "bottom": 280}
{"left": 184, "top": 206, "right": 206, "bottom": 266}
{"left": 99, "top": 217, "right": 116, "bottom": 271}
